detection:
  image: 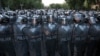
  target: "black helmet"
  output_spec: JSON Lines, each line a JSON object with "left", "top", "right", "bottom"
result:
{"left": 16, "top": 16, "right": 28, "bottom": 24}
{"left": 47, "top": 15, "right": 55, "bottom": 23}
{"left": 30, "top": 15, "right": 40, "bottom": 25}
{"left": 74, "top": 12, "right": 83, "bottom": 23}
{"left": 0, "top": 16, "right": 10, "bottom": 25}
{"left": 58, "top": 15, "right": 67, "bottom": 24}
{"left": 89, "top": 16, "right": 97, "bottom": 24}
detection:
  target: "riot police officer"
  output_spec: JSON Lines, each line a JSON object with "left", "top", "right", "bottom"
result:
{"left": 86, "top": 16, "right": 100, "bottom": 56}
{"left": 43, "top": 15, "right": 58, "bottom": 56}
{"left": 23, "top": 16, "right": 42, "bottom": 56}
{"left": 13, "top": 16, "right": 28, "bottom": 56}
{"left": 0, "top": 15, "right": 15, "bottom": 56}
{"left": 42, "top": 13, "right": 47, "bottom": 24}
{"left": 72, "top": 12, "right": 89, "bottom": 56}
{"left": 96, "top": 14, "right": 100, "bottom": 56}
{"left": 66, "top": 14, "right": 74, "bottom": 24}
{"left": 58, "top": 17, "right": 73, "bottom": 56}
{"left": 6, "top": 11, "right": 16, "bottom": 24}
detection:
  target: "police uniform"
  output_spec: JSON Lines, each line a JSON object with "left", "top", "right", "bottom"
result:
{"left": 13, "top": 16, "right": 28, "bottom": 56}
{"left": 23, "top": 16, "right": 42, "bottom": 56}
{"left": 43, "top": 15, "right": 58, "bottom": 56}
{"left": 0, "top": 16, "right": 15, "bottom": 56}
{"left": 86, "top": 17, "right": 100, "bottom": 56}
{"left": 72, "top": 12, "right": 89, "bottom": 56}
{"left": 58, "top": 17, "right": 73, "bottom": 56}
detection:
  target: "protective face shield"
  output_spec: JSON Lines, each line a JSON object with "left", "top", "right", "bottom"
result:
{"left": 65, "top": 10, "right": 71, "bottom": 15}
{"left": 89, "top": 17, "right": 96, "bottom": 24}
{"left": 0, "top": 17, "right": 10, "bottom": 24}
{"left": 42, "top": 15, "right": 47, "bottom": 23}
{"left": 26, "top": 12, "right": 31, "bottom": 17}
{"left": 74, "top": 13, "right": 82, "bottom": 23}
{"left": 58, "top": 15, "right": 65, "bottom": 24}
{"left": 21, "top": 18, "right": 28, "bottom": 24}
{"left": 31, "top": 16, "right": 40, "bottom": 25}
{"left": 16, "top": 16, "right": 27, "bottom": 24}
{"left": 16, "top": 16, "right": 23, "bottom": 23}
{"left": 48, "top": 15, "right": 54, "bottom": 23}
{"left": 89, "top": 11, "right": 94, "bottom": 16}
{"left": 32, "top": 18, "right": 37, "bottom": 25}
{"left": 61, "top": 18, "right": 67, "bottom": 25}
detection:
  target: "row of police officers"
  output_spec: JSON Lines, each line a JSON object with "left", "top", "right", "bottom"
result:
{"left": 0, "top": 10, "right": 100, "bottom": 56}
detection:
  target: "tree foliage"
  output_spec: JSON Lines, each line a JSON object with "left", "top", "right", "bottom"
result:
{"left": 0, "top": 0, "right": 44, "bottom": 9}
{"left": 0, "top": 0, "right": 99, "bottom": 9}
{"left": 65, "top": 0, "right": 98, "bottom": 9}
{"left": 65, "top": 0, "right": 85, "bottom": 9}
{"left": 49, "top": 3, "right": 68, "bottom": 9}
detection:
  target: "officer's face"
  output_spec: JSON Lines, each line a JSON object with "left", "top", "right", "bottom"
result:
{"left": 89, "top": 20, "right": 92, "bottom": 24}
{"left": 89, "top": 17, "right": 96, "bottom": 24}
{"left": 49, "top": 18, "right": 53, "bottom": 23}
{"left": 32, "top": 18, "right": 37, "bottom": 25}
{"left": 75, "top": 18, "right": 80, "bottom": 23}
{"left": 89, "top": 19, "right": 95, "bottom": 24}
{"left": 62, "top": 20, "right": 66, "bottom": 24}
{"left": 62, "top": 18, "right": 66, "bottom": 24}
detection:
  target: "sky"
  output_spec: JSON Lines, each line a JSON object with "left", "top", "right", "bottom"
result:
{"left": 42, "top": 0, "right": 65, "bottom": 6}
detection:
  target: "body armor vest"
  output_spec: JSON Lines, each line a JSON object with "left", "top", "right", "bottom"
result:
{"left": 43, "top": 23, "right": 58, "bottom": 39}
{"left": 0, "top": 24, "right": 12, "bottom": 41}
{"left": 14, "top": 23, "right": 27, "bottom": 40}
{"left": 89, "top": 23, "right": 100, "bottom": 40}
{"left": 27, "top": 25, "right": 42, "bottom": 40}
{"left": 73, "top": 23, "right": 89, "bottom": 41}
{"left": 58, "top": 24, "right": 73, "bottom": 41}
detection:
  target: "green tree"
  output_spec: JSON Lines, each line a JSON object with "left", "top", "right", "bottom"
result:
{"left": 65, "top": 0, "right": 76, "bottom": 9}
{"left": 65, "top": 0, "right": 85, "bottom": 9}
{"left": 61, "top": 3, "right": 68, "bottom": 9}
{"left": 50, "top": 4, "right": 64, "bottom": 9}
{"left": 0, "top": 0, "right": 44, "bottom": 9}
